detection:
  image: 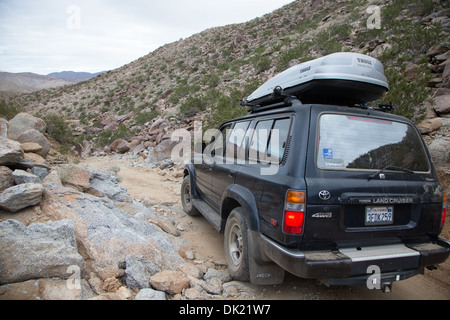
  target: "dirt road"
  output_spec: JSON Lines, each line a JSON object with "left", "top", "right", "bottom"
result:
{"left": 82, "top": 156, "right": 450, "bottom": 300}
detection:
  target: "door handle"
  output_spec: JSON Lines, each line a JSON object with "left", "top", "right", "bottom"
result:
{"left": 228, "top": 170, "right": 235, "bottom": 178}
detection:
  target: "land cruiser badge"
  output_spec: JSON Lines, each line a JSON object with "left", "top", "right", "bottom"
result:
{"left": 319, "top": 190, "right": 331, "bottom": 200}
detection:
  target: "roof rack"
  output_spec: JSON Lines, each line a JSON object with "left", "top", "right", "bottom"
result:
{"left": 240, "top": 86, "right": 396, "bottom": 115}
{"left": 241, "top": 86, "right": 302, "bottom": 114}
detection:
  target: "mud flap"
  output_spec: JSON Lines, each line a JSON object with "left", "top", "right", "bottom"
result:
{"left": 248, "top": 230, "right": 285, "bottom": 285}
{"left": 249, "top": 258, "right": 285, "bottom": 285}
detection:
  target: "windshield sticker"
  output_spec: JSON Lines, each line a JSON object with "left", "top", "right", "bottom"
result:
{"left": 323, "top": 148, "right": 333, "bottom": 159}
{"left": 324, "top": 159, "right": 345, "bottom": 168}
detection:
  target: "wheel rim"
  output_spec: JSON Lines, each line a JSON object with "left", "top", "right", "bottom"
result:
{"left": 228, "top": 223, "right": 243, "bottom": 266}
{"left": 182, "top": 183, "right": 192, "bottom": 209}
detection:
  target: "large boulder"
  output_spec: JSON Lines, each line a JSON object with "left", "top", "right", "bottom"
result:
{"left": 149, "top": 138, "right": 179, "bottom": 164}
{"left": 21, "top": 142, "right": 43, "bottom": 154}
{"left": 57, "top": 164, "right": 98, "bottom": 196}
{"left": 12, "top": 169, "right": 41, "bottom": 184}
{"left": 149, "top": 118, "right": 170, "bottom": 132}
{"left": 417, "top": 118, "right": 443, "bottom": 134}
{"left": 0, "top": 137, "right": 24, "bottom": 166}
{"left": 123, "top": 255, "right": 161, "bottom": 290}
{"left": 134, "top": 288, "right": 166, "bottom": 300}
{"left": 0, "top": 219, "right": 84, "bottom": 285}
{"left": 87, "top": 167, "right": 131, "bottom": 202}
{"left": 40, "top": 184, "right": 184, "bottom": 281}
{"left": 428, "top": 138, "right": 450, "bottom": 166}
{"left": 433, "top": 94, "right": 450, "bottom": 116}
{"left": 57, "top": 165, "right": 131, "bottom": 202}
{"left": 0, "top": 278, "right": 94, "bottom": 300}
{"left": 0, "top": 166, "right": 14, "bottom": 192}
{"left": 15, "top": 129, "right": 51, "bottom": 158}
{"left": 7, "top": 113, "right": 46, "bottom": 140}
{"left": 109, "top": 138, "right": 130, "bottom": 154}
{"left": 0, "top": 183, "right": 44, "bottom": 212}
{"left": 442, "top": 60, "right": 450, "bottom": 88}
{"left": 149, "top": 270, "right": 190, "bottom": 295}
{"left": 17, "top": 152, "right": 50, "bottom": 170}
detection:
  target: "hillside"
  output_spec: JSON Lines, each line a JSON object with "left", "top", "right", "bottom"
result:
{"left": 3, "top": 0, "right": 450, "bottom": 145}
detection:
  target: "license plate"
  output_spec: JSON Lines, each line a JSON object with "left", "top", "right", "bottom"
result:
{"left": 365, "top": 206, "right": 394, "bottom": 226}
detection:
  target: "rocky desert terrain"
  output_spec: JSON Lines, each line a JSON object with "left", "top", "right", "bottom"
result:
{"left": 0, "top": 0, "right": 449, "bottom": 301}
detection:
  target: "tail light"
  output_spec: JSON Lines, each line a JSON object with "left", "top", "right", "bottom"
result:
{"left": 283, "top": 190, "right": 305, "bottom": 234}
{"left": 442, "top": 192, "right": 447, "bottom": 229}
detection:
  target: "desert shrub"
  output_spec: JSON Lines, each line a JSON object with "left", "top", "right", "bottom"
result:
{"left": 0, "top": 99, "right": 22, "bottom": 120}
{"left": 96, "top": 124, "right": 134, "bottom": 147}
{"left": 329, "top": 24, "right": 352, "bottom": 40}
{"left": 277, "top": 41, "right": 313, "bottom": 71}
{"left": 169, "top": 83, "right": 201, "bottom": 104}
{"left": 374, "top": 55, "right": 432, "bottom": 122}
{"left": 314, "top": 29, "right": 342, "bottom": 55}
{"left": 202, "top": 73, "right": 221, "bottom": 88}
{"left": 252, "top": 55, "right": 272, "bottom": 73}
{"left": 205, "top": 89, "right": 248, "bottom": 131}
{"left": 40, "top": 113, "right": 75, "bottom": 146}
{"left": 133, "top": 109, "right": 160, "bottom": 125}
{"left": 179, "top": 93, "right": 212, "bottom": 119}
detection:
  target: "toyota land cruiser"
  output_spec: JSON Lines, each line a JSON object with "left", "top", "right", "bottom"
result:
{"left": 180, "top": 54, "right": 449, "bottom": 291}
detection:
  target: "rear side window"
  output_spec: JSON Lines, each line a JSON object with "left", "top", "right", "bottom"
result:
{"left": 316, "top": 114, "right": 429, "bottom": 172}
{"left": 226, "top": 121, "right": 250, "bottom": 160}
{"left": 249, "top": 120, "right": 273, "bottom": 163}
{"left": 268, "top": 118, "right": 291, "bottom": 161}
{"left": 249, "top": 118, "right": 291, "bottom": 164}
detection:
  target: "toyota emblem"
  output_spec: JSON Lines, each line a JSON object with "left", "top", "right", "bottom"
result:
{"left": 319, "top": 190, "right": 331, "bottom": 201}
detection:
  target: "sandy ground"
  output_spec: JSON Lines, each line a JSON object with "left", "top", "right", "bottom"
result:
{"left": 82, "top": 156, "right": 450, "bottom": 300}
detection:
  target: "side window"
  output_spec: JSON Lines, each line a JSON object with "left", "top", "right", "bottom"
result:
{"left": 225, "top": 121, "right": 250, "bottom": 160}
{"left": 211, "top": 123, "right": 232, "bottom": 157}
{"left": 249, "top": 117, "right": 291, "bottom": 165}
{"left": 249, "top": 120, "right": 273, "bottom": 163}
{"left": 267, "top": 118, "right": 291, "bottom": 163}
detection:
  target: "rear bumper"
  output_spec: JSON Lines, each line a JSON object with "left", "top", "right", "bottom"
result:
{"left": 260, "top": 235, "right": 450, "bottom": 286}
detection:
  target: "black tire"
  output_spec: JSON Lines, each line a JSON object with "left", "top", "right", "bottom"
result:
{"left": 181, "top": 176, "right": 199, "bottom": 216}
{"left": 224, "top": 207, "right": 250, "bottom": 281}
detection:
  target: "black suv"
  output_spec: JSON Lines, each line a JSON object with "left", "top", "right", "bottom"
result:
{"left": 181, "top": 98, "right": 449, "bottom": 291}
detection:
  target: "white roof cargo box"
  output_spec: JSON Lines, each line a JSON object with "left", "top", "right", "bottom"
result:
{"left": 246, "top": 52, "right": 389, "bottom": 106}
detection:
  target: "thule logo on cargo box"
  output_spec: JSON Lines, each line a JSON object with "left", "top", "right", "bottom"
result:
{"left": 357, "top": 58, "right": 373, "bottom": 65}
{"left": 299, "top": 66, "right": 311, "bottom": 74}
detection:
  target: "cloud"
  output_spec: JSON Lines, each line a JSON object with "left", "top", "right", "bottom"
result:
{"left": 0, "top": 0, "right": 293, "bottom": 74}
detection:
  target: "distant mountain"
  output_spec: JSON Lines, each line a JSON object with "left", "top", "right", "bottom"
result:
{"left": 47, "top": 71, "right": 106, "bottom": 82}
{"left": 0, "top": 71, "right": 106, "bottom": 93}
{"left": 0, "top": 72, "right": 73, "bottom": 93}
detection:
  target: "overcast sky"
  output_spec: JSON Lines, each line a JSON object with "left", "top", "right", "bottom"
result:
{"left": 0, "top": 0, "right": 294, "bottom": 75}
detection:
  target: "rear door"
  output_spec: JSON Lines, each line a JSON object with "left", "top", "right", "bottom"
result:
{"left": 304, "top": 106, "right": 444, "bottom": 247}
{"left": 209, "top": 121, "right": 251, "bottom": 211}
{"left": 194, "top": 123, "right": 232, "bottom": 203}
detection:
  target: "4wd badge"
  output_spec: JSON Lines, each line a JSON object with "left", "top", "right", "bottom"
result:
{"left": 319, "top": 190, "right": 331, "bottom": 201}
{"left": 312, "top": 212, "right": 333, "bottom": 218}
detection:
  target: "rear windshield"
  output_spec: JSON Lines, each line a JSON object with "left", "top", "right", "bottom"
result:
{"left": 316, "top": 114, "right": 429, "bottom": 172}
